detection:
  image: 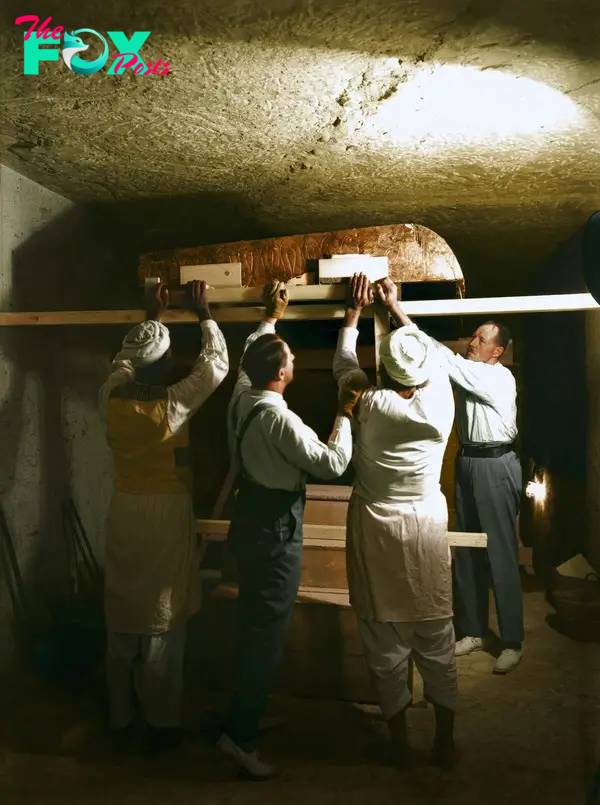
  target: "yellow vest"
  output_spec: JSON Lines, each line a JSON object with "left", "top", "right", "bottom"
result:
{"left": 106, "top": 382, "right": 192, "bottom": 495}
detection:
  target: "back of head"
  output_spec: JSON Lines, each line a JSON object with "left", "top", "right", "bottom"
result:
{"left": 119, "top": 320, "right": 172, "bottom": 386}
{"left": 242, "top": 333, "right": 289, "bottom": 389}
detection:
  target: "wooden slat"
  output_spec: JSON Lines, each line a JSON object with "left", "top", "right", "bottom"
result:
{"left": 0, "top": 304, "right": 368, "bottom": 327}
{"left": 304, "top": 500, "right": 348, "bottom": 527}
{"left": 306, "top": 484, "right": 353, "bottom": 501}
{"left": 196, "top": 519, "right": 488, "bottom": 547}
{"left": 215, "top": 582, "right": 350, "bottom": 607}
{"left": 1, "top": 292, "right": 596, "bottom": 326}
{"left": 180, "top": 262, "right": 242, "bottom": 286}
{"left": 374, "top": 299, "right": 390, "bottom": 384}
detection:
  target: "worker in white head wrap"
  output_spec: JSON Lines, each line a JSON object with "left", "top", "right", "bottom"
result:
{"left": 379, "top": 324, "right": 432, "bottom": 389}
{"left": 98, "top": 281, "right": 229, "bottom": 756}
{"left": 117, "top": 319, "right": 171, "bottom": 368}
{"left": 333, "top": 274, "right": 457, "bottom": 771}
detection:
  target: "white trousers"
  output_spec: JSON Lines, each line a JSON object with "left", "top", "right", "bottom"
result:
{"left": 106, "top": 626, "right": 186, "bottom": 729}
{"left": 358, "top": 616, "right": 457, "bottom": 719}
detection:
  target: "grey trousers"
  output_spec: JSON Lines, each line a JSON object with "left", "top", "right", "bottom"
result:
{"left": 106, "top": 626, "right": 186, "bottom": 729}
{"left": 358, "top": 617, "right": 457, "bottom": 719}
{"left": 453, "top": 452, "right": 524, "bottom": 646}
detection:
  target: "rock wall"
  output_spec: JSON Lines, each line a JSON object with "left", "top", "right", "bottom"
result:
{"left": 0, "top": 165, "right": 118, "bottom": 698}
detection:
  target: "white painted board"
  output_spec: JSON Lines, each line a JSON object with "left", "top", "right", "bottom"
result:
{"left": 318, "top": 256, "right": 388, "bottom": 283}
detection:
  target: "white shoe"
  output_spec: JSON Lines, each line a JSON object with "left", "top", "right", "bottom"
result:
{"left": 217, "top": 734, "right": 277, "bottom": 781}
{"left": 493, "top": 649, "right": 522, "bottom": 674}
{"left": 455, "top": 636, "right": 485, "bottom": 657}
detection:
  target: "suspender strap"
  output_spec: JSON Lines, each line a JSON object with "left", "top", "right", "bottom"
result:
{"left": 235, "top": 402, "right": 275, "bottom": 478}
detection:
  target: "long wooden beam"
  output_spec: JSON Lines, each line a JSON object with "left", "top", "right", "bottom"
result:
{"left": 0, "top": 292, "right": 596, "bottom": 326}
{"left": 0, "top": 304, "right": 364, "bottom": 326}
{"left": 196, "top": 519, "right": 487, "bottom": 548}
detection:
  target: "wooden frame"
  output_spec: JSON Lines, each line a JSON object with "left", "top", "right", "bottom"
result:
{"left": 0, "top": 291, "right": 596, "bottom": 327}
{"left": 197, "top": 519, "right": 487, "bottom": 548}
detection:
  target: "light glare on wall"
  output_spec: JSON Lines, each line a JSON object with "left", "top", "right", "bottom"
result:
{"left": 366, "top": 64, "right": 584, "bottom": 149}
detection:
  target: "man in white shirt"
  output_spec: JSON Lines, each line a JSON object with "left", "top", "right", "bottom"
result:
{"left": 334, "top": 275, "right": 457, "bottom": 769}
{"left": 384, "top": 284, "right": 523, "bottom": 675}
{"left": 218, "top": 281, "right": 354, "bottom": 780}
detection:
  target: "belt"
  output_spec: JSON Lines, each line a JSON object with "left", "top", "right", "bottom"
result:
{"left": 459, "top": 443, "right": 514, "bottom": 459}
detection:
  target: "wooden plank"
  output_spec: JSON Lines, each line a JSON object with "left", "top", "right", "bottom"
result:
{"left": 0, "top": 304, "right": 369, "bottom": 327}
{"left": 302, "top": 547, "right": 347, "bottom": 589}
{"left": 286, "top": 605, "right": 363, "bottom": 655}
{"left": 304, "top": 500, "right": 348, "bottom": 527}
{"left": 318, "top": 256, "right": 389, "bottom": 283}
{"left": 449, "top": 532, "right": 487, "bottom": 548}
{"left": 374, "top": 299, "right": 390, "bottom": 384}
{"left": 180, "top": 262, "right": 242, "bottom": 286}
{"left": 214, "top": 582, "right": 351, "bottom": 607}
{"left": 403, "top": 292, "right": 599, "bottom": 317}
{"left": 1, "top": 292, "right": 596, "bottom": 326}
{"left": 196, "top": 519, "right": 488, "bottom": 548}
{"left": 306, "top": 484, "right": 353, "bottom": 501}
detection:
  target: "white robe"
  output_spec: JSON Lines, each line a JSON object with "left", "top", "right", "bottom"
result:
{"left": 334, "top": 327, "right": 455, "bottom": 623}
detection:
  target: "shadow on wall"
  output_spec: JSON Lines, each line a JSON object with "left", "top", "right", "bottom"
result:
{"left": 1, "top": 203, "right": 126, "bottom": 613}
{"left": 86, "top": 191, "right": 275, "bottom": 258}
{"left": 1, "top": 190, "right": 272, "bottom": 624}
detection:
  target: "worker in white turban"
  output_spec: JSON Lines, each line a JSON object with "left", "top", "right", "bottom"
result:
{"left": 117, "top": 319, "right": 171, "bottom": 368}
{"left": 333, "top": 274, "right": 457, "bottom": 770}
{"left": 379, "top": 324, "right": 432, "bottom": 389}
{"left": 98, "top": 281, "right": 229, "bottom": 756}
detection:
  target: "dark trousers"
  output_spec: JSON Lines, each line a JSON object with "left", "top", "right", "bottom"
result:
{"left": 453, "top": 452, "right": 524, "bottom": 646}
{"left": 224, "top": 480, "right": 304, "bottom": 751}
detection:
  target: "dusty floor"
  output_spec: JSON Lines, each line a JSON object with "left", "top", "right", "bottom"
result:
{"left": 1, "top": 582, "right": 599, "bottom": 805}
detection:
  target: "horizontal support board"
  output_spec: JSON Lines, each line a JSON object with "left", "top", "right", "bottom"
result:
{"left": 196, "top": 519, "right": 487, "bottom": 548}
{"left": 0, "top": 292, "right": 596, "bottom": 326}
{"left": 0, "top": 305, "right": 366, "bottom": 326}
{"left": 215, "top": 582, "right": 351, "bottom": 607}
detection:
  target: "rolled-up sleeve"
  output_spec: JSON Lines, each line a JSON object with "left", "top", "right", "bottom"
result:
{"left": 271, "top": 413, "right": 353, "bottom": 480}
{"left": 167, "top": 319, "right": 229, "bottom": 433}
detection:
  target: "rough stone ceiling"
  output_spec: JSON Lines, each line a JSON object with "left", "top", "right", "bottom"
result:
{"left": 1, "top": 0, "right": 599, "bottom": 294}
